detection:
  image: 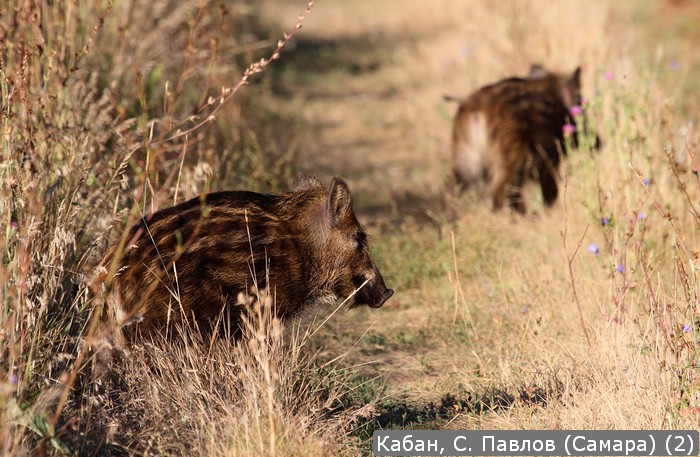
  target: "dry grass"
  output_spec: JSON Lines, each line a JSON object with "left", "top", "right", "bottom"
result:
{"left": 2, "top": 0, "right": 699, "bottom": 455}
{"left": 55, "top": 292, "right": 366, "bottom": 456}
{"left": 0, "top": 0, "right": 354, "bottom": 455}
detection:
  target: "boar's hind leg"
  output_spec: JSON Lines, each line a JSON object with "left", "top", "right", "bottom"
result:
{"left": 488, "top": 166, "right": 510, "bottom": 211}
{"left": 506, "top": 169, "right": 527, "bottom": 214}
{"left": 537, "top": 160, "right": 559, "bottom": 206}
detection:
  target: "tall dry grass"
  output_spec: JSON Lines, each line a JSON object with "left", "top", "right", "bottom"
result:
{"left": 0, "top": 0, "right": 375, "bottom": 455}
{"left": 55, "top": 288, "right": 367, "bottom": 456}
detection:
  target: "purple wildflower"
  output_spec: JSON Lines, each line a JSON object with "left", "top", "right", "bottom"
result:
{"left": 642, "top": 177, "right": 651, "bottom": 186}
{"left": 9, "top": 375, "right": 17, "bottom": 385}
{"left": 616, "top": 265, "right": 625, "bottom": 273}
{"left": 11, "top": 221, "right": 18, "bottom": 230}
{"left": 587, "top": 243, "right": 600, "bottom": 255}
{"left": 637, "top": 213, "right": 646, "bottom": 220}
{"left": 683, "top": 324, "right": 691, "bottom": 333}
{"left": 521, "top": 306, "right": 529, "bottom": 314}
{"left": 670, "top": 60, "right": 679, "bottom": 71}
{"left": 562, "top": 123, "right": 577, "bottom": 134}
{"left": 570, "top": 105, "right": 583, "bottom": 116}
{"left": 601, "top": 217, "right": 610, "bottom": 226}
{"left": 604, "top": 71, "right": 615, "bottom": 81}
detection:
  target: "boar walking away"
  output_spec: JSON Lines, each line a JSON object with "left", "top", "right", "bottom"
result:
{"left": 446, "top": 65, "right": 599, "bottom": 214}
{"left": 89, "top": 175, "right": 393, "bottom": 347}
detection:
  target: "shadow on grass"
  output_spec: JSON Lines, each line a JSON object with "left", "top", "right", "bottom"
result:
{"left": 346, "top": 377, "right": 565, "bottom": 452}
{"left": 373, "top": 384, "right": 560, "bottom": 430}
{"left": 269, "top": 34, "right": 390, "bottom": 96}
{"left": 362, "top": 188, "right": 448, "bottom": 231}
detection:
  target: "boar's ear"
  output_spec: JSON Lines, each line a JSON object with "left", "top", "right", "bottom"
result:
{"left": 326, "top": 177, "right": 353, "bottom": 226}
{"left": 568, "top": 66, "right": 582, "bottom": 87}
{"left": 560, "top": 66, "right": 582, "bottom": 107}
{"left": 528, "top": 63, "right": 548, "bottom": 79}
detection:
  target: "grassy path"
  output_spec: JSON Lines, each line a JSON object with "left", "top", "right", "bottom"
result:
{"left": 258, "top": 0, "right": 700, "bottom": 436}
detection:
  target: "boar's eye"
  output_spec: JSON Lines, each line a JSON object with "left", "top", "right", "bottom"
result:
{"left": 355, "top": 231, "right": 368, "bottom": 251}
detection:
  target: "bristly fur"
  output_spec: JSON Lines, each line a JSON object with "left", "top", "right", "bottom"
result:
{"left": 447, "top": 64, "right": 600, "bottom": 213}
{"left": 88, "top": 176, "right": 393, "bottom": 344}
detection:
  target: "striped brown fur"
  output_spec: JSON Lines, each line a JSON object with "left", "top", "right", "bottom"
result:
{"left": 447, "top": 65, "right": 598, "bottom": 213}
{"left": 89, "top": 175, "right": 393, "bottom": 344}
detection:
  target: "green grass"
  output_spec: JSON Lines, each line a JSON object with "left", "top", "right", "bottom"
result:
{"left": 371, "top": 227, "right": 451, "bottom": 290}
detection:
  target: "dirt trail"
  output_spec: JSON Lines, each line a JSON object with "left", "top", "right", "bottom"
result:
{"left": 256, "top": 0, "right": 609, "bottom": 399}
{"left": 256, "top": 0, "right": 700, "bottom": 414}
{"left": 254, "top": 2, "right": 493, "bottom": 398}
{"left": 260, "top": 1, "right": 486, "bottom": 223}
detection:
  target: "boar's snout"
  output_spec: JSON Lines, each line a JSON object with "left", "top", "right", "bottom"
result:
{"left": 355, "top": 272, "right": 393, "bottom": 309}
{"left": 369, "top": 287, "right": 394, "bottom": 309}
